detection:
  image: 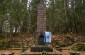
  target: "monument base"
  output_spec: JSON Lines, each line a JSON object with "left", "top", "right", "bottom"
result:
{"left": 23, "top": 45, "right": 62, "bottom": 55}
{"left": 30, "top": 46, "right": 53, "bottom": 52}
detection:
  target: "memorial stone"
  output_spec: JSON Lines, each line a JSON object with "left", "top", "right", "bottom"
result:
{"left": 36, "top": 0, "right": 46, "bottom": 45}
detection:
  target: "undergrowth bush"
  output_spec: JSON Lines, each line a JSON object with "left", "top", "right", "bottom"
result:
{"left": 0, "top": 38, "right": 10, "bottom": 49}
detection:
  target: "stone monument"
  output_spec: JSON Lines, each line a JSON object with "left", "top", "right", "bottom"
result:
{"left": 31, "top": 0, "right": 54, "bottom": 53}
{"left": 35, "top": 0, "right": 46, "bottom": 45}
{"left": 23, "top": 0, "right": 61, "bottom": 55}
{"left": 30, "top": 0, "right": 53, "bottom": 52}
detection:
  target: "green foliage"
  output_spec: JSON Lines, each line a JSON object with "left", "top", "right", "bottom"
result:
{"left": 0, "top": 38, "right": 10, "bottom": 49}
{"left": 46, "top": 0, "right": 66, "bottom": 33}
{"left": 41, "top": 51, "right": 48, "bottom": 55}
{"left": 70, "top": 53, "right": 80, "bottom": 55}
{"left": 0, "top": 0, "right": 85, "bottom": 38}
{"left": 72, "top": 44, "right": 85, "bottom": 51}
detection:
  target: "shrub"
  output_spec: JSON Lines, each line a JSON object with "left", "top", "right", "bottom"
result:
{"left": 0, "top": 38, "right": 10, "bottom": 49}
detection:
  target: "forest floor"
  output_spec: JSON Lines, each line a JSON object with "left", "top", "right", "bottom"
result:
{"left": 0, "top": 47, "right": 85, "bottom": 55}
{"left": 0, "top": 34, "right": 85, "bottom": 55}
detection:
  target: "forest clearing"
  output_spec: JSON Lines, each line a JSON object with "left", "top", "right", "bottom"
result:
{"left": 0, "top": 0, "right": 85, "bottom": 55}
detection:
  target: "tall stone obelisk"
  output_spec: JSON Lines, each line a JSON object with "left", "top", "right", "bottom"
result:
{"left": 37, "top": 0, "right": 46, "bottom": 32}
{"left": 35, "top": 0, "right": 46, "bottom": 45}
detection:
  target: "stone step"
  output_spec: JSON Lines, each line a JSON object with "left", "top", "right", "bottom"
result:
{"left": 31, "top": 47, "right": 53, "bottom": 52}
{"left": 22, "top": 54, "right": 62, "bottom": 55}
